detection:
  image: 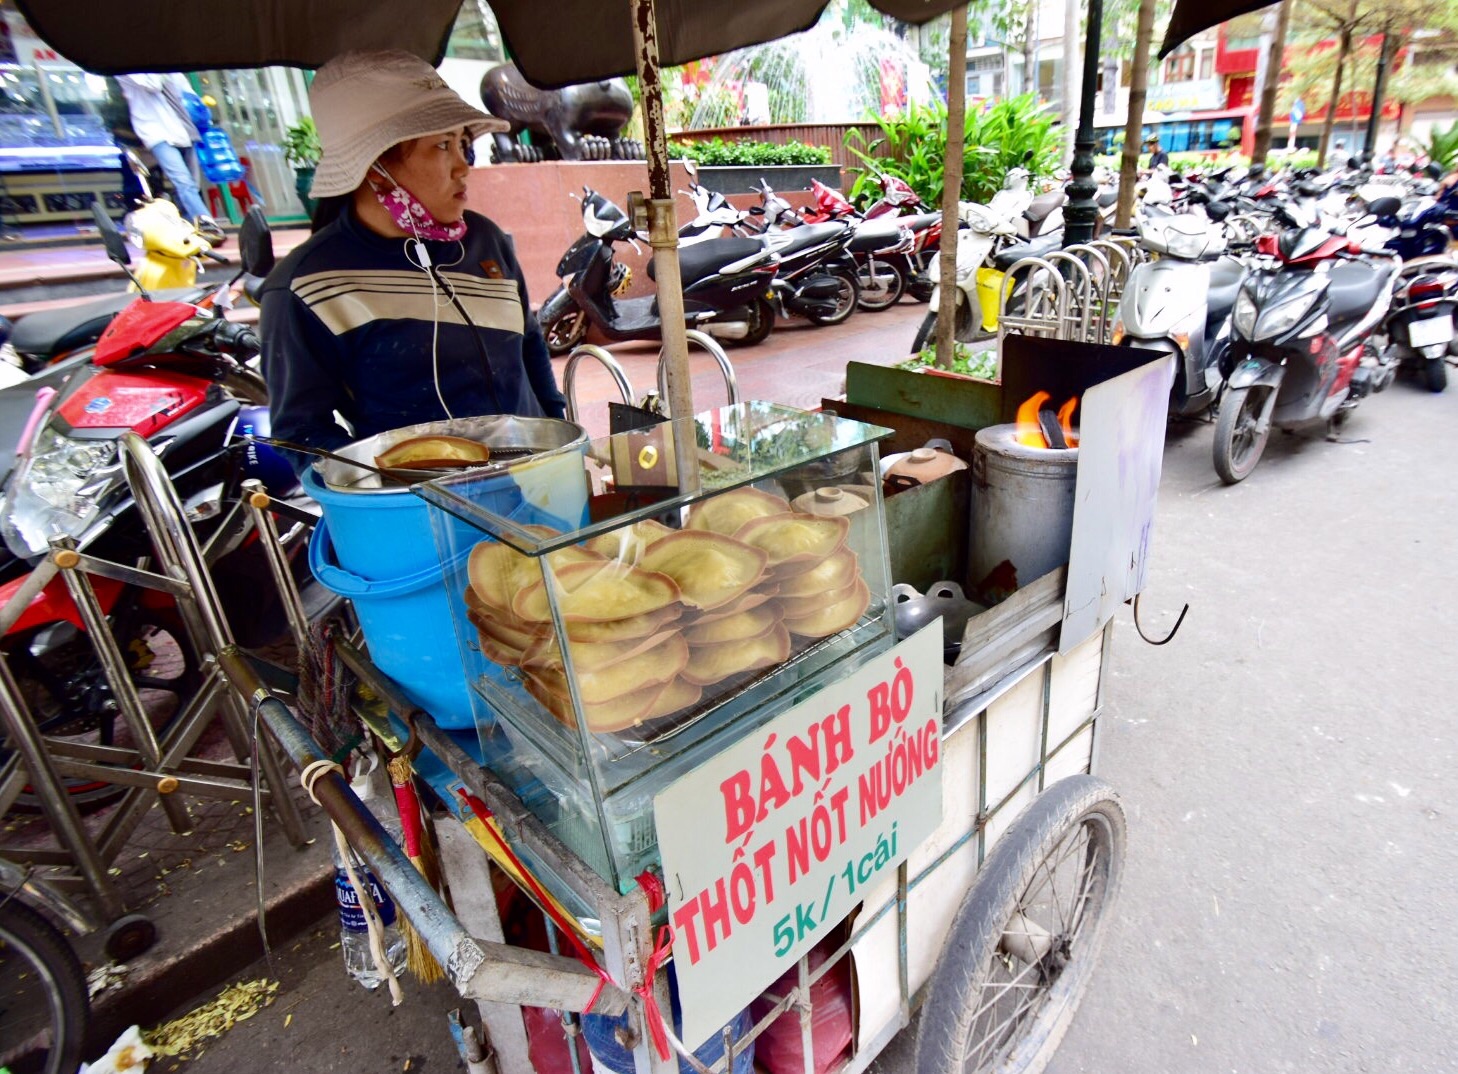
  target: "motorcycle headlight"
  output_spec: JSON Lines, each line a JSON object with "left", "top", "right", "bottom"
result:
{"left": 1163, "top": 228, "right": 1208, "bottom": 260}
{"left": 1233, "top": 289, "right": 1258, "bottom": 338}
{"left": 2, "top": 428, "right": 122, "bottom": 557}
{"left": 1255, "top": 291, "right": 1319, "bottom": 341}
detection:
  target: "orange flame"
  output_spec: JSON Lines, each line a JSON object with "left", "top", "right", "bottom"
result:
{"left": 1015, "top": 391, "right": 1080, "bottom": 448}
{"left": 1057, "top": 397, "right": 1079, "bottom": 447}
{"left": 1015, "top": 391, "right": 1051, "bottom": 447}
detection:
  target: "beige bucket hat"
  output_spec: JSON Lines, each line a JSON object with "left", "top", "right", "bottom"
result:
{"left": 308, "top": 49, "right": 509, "bottom": 198}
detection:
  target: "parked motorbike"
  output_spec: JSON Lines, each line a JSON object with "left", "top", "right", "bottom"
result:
{"left": 1213, "top": 225, "right": 1400, "bottom": 483}
{"left": 0, "top": 153, "right": 223, "bottom": 378}
{"left": 1112, "top": 212, "right": 1243, "bottom": 417}
{"left": 0, "top": 204, "right": 299, "bottom": 809}
{"left": 1381, "top": 261, "right": 1456, "bottom": 392}
{"left": 546, "top": 188, "right": 780, "bottom": 348}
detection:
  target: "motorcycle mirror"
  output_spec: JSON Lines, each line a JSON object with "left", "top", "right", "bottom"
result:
{"left": 237, "top": 205, "right": 275, "bottom": 279}
{"left": 90, "top": 202, "right": 132, "bottom": 268}
{"left": 683, "top": 158, "right": 698, "bottom": 181}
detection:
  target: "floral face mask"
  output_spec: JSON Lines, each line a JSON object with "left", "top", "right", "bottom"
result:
{"left": 369, "top": 164, "right": 466, "bottom": 242}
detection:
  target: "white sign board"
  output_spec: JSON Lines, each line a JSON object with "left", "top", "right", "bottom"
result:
{"left": 1061, "top": 352, "right": 1176, "bottom": 651}
{"left": 655, "top": 625, "right": 944, "bottom": 1047}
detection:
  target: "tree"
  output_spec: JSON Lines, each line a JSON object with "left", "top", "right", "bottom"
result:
{"left": 1293, "top": 0, "right": 1458, "bottom": 165}
{"left": 1252, "top": 0, "right": 1295, "bottom": 166}
{"left": 1115, "top": 0, "right": 1160, "bottom": 228}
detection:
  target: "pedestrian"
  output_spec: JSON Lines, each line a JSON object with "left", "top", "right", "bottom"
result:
{"left": 1145, "top": 137, "right": 1169, "bottom": 169}
{"left": 260, "top": 50, "right": 564, "bottom": 470}
{"left": 116, "top": 74, "right": 225, "bottom": 244}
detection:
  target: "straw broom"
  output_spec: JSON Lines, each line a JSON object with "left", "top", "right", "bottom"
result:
{"left": 386, "top": 753, "right": 444, "bottom": 983}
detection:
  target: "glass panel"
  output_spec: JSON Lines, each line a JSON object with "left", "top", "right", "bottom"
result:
{"left": 417, "top": 403, "right": 897, "bottom": 889}
{"left": 195, "top": 67, "right": 311, "bottom": 223}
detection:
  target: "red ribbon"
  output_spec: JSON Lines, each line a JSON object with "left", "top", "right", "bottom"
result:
{"left": 455, "top": 788, "right": 675, "bottom": 1057}
{"left": 634, "top": 926, "right": 676, "bottom": 1062}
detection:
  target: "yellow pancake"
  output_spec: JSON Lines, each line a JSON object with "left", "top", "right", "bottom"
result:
{"left": 513, "top": 560, "right": 683, "bottom": 623}
{"left": 734, "top": 512, "right": 849, "bottom": 569}
{"left": 684, "top": 604, "right": 782, "bottom": 646}
{"left": 686, "top": 486, "right": 791, "bottom": 537}
{"left": 468, "top": 528, "right": 602, "bottom": 612}
{"left": 585, "top": 519, "right": 675, "bottom": 562}
{"left": 524, "top": 675, "right": 668, "bottom": 733}
{"left": 523, "top": 629, "right": 680, "bottom": 674}
{"left": 775, "top": 549, "right": 861, "bottom": 597}
{"left": 638, "top": 531, "right": 768, "bottom": 610}
{"left": 778, "top": 580, "right": 861, "bottom": 620}
{"left": 526, "top": 635, "right": 689, "bottom": 703}
{"left": 682, "top": 624, "right": 791, "bottom": 687}
{"left": 479, "top": 632, "right": 526, "bottom": 668}
{"left": 563, "top": 604, "right": 683, "bottom": 643}
{"left": 689, "top": 586, "right": 780, "bottom": 624}
{"left": 783, "top": 579, "right": 871, "bottom": 639}
{"left": 376, "top": 434, "right": 490, "bottom": 469}
{"left": 637, "top": 677, "right": 704, "bottom": 724}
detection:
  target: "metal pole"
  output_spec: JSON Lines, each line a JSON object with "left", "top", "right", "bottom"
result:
{"left": 52, "top": 536, "right": 193, "bottom": 834}
{"left": 1062, "top": 0, "right": 1104, "bottom": 247}
{"left": 0, "top": 654, "right": 127, "bottom": 918}
{"left": 240, "top": 480, "right": 310, "bottom": 656}
{"left": 216, "top": 648, "right": 630, "bottom": 1017}
{"left": 630, "top": 0, "right": 700, "bottom": 495}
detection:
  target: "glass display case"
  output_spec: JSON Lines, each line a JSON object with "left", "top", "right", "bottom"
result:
{"left": 417, "top": 402, "right": 896, "bottom": 891}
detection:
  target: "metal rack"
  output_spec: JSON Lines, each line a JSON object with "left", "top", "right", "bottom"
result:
{"left": 997, "top": 238, "right": 1148, "bottom": 348}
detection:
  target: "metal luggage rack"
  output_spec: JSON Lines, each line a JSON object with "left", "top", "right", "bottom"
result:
{"left": 0, "top": 433, "right": 308, "bottom": 923}
{"left": 997, "top": 237, "right": 1147, "bottom": 348}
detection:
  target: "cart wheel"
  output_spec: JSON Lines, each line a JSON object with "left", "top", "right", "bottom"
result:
{"left": 104, "top": 913, "right": 158, "bottom": 962}
{"left": 914, "top": 775, "right": 1126, "bottom": 1074}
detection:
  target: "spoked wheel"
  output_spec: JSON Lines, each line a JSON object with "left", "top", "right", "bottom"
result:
{"left": 0, "top": 898, "right": 90, "bottom": 1074}
{"left": 806, "top": 269, "right": 860, "bottom": 326}
{"left": 542, "top": 307, "right": 589, "bottom": 356}
{"left": 916, "top": 776, "right": 1126, "bottom": 1074}
{"left": 1212, "top": 384, "right": 1274, "bottom": 485}
{"left": 856, "top": 259, "right": 906, "bottom": 311}
{"left": 5, "top": 605, "right": 203, "bottom": 811}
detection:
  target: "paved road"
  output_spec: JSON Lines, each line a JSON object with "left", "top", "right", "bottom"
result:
{"left": 144, "top": 317, "right": 1458, "bottom": 1072}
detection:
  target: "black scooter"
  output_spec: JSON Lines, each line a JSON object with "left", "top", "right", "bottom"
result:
{"left": 538, "top": 188, "right": 780, "bottom": 352}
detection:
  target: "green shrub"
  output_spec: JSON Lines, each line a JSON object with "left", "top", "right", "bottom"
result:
{"left": 1426, "top": 119, "right": 1458, "bottom": 172}
{"left": 843, "top": 94, "right": 1060, "bottom": 209}
{"left": 670, "top": 138, "right": 832, "bottom": 167}
{"left": 898, "top": 345, "right": 998, "bottom": 380}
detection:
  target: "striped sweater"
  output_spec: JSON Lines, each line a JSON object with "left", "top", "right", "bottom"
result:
{"left": 260, "top": 206, "right": 565, "bottom": 461}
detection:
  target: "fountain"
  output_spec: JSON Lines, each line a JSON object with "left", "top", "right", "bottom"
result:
{"left": 683, "top": 21, "right": 932, "bottom": 129}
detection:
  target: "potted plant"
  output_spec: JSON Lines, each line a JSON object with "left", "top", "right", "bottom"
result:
{"left": 283, "top": 116, "right": 322, "bottom": 217}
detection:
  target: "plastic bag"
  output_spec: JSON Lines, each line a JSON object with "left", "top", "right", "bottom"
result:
{"left": 749, "top": 938, "right": 854, "bottom": 1074}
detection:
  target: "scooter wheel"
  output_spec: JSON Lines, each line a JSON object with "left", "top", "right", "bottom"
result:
{"left": 856, "top": 260, "right": 905, "bottom": 312}
{"left": 805, "top": 269, "right": 860, "bottom": 327}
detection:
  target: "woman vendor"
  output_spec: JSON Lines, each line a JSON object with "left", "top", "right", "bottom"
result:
{"left": 261, "top": 50, "right": 566, "bottom": 464}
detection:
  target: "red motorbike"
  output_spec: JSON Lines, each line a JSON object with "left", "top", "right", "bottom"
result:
{"left": 0, "top": 206, "right": 301, "bottom": 809}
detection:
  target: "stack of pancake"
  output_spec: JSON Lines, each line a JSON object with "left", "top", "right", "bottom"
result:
{"left": 462, "top": 487, "right": 869, "bottom": 736}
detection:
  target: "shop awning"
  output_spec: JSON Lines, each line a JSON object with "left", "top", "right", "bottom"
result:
{"left": 1161, "top": 0, "right": 1278, "bottom": 59}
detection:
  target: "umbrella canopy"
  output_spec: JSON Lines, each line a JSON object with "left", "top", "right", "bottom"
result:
{"left": 14, "top": 0, "right": 958, "bottom": 85}
{"left": 1160, "top": 0, "right": 1274, "bottom": 58}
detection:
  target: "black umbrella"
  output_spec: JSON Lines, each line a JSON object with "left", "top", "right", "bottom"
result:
{"left": 1161, "top": 0, "right": 1277, "bottom": 58}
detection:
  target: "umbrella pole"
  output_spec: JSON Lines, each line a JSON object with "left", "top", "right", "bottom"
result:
{"left": 631, "top": 0, "right": 700, "bottom": 494}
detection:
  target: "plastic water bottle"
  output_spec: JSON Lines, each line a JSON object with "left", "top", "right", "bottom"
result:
{"left": 334, "top": 754, "right": 407, "bottom": 990}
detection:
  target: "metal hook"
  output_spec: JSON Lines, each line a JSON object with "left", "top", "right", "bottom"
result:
{"left": 1132, "top": 591, "right": 1189, "bottom": 646}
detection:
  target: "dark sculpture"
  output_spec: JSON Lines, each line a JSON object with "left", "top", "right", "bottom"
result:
{"left": 479, "top": 63, "right": 643, "bottom": 163}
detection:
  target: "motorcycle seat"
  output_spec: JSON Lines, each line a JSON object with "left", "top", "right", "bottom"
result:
{"left": 848, "top": 218, "right": 906, "bottom": 253}
{"left": 1327, "top": 261, "right": 1397, "bottom": 323}
{"left": 647, "top": 237, "right": 769, "bottom": 286}
{"left": 1025, "top": 191, "right": 1066, "bottom": 224}
{"left": 1205, "top": 257, "right": 1244, "bottom": 324}
{"left": 898, "top": 212, "right": 941, "bottom": 231}
{"left": 10, "top": 287, "right": 197, "bottom": 359}
{"left": 762, "top": 222, "right": 849, "bottom": 257}
{"left": 1096, "top": 188, "right": 1118, "bottom": 208}
{"left": 992, "top": 232, "right": 1062, "bottom": 271}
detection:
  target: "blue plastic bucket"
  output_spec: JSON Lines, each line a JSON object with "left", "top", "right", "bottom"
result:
{"left": 308, "top": 520, "right": 476, "bottom": 729}
{"left": 301, "top": 466, "right": 456, "bottom": 582}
